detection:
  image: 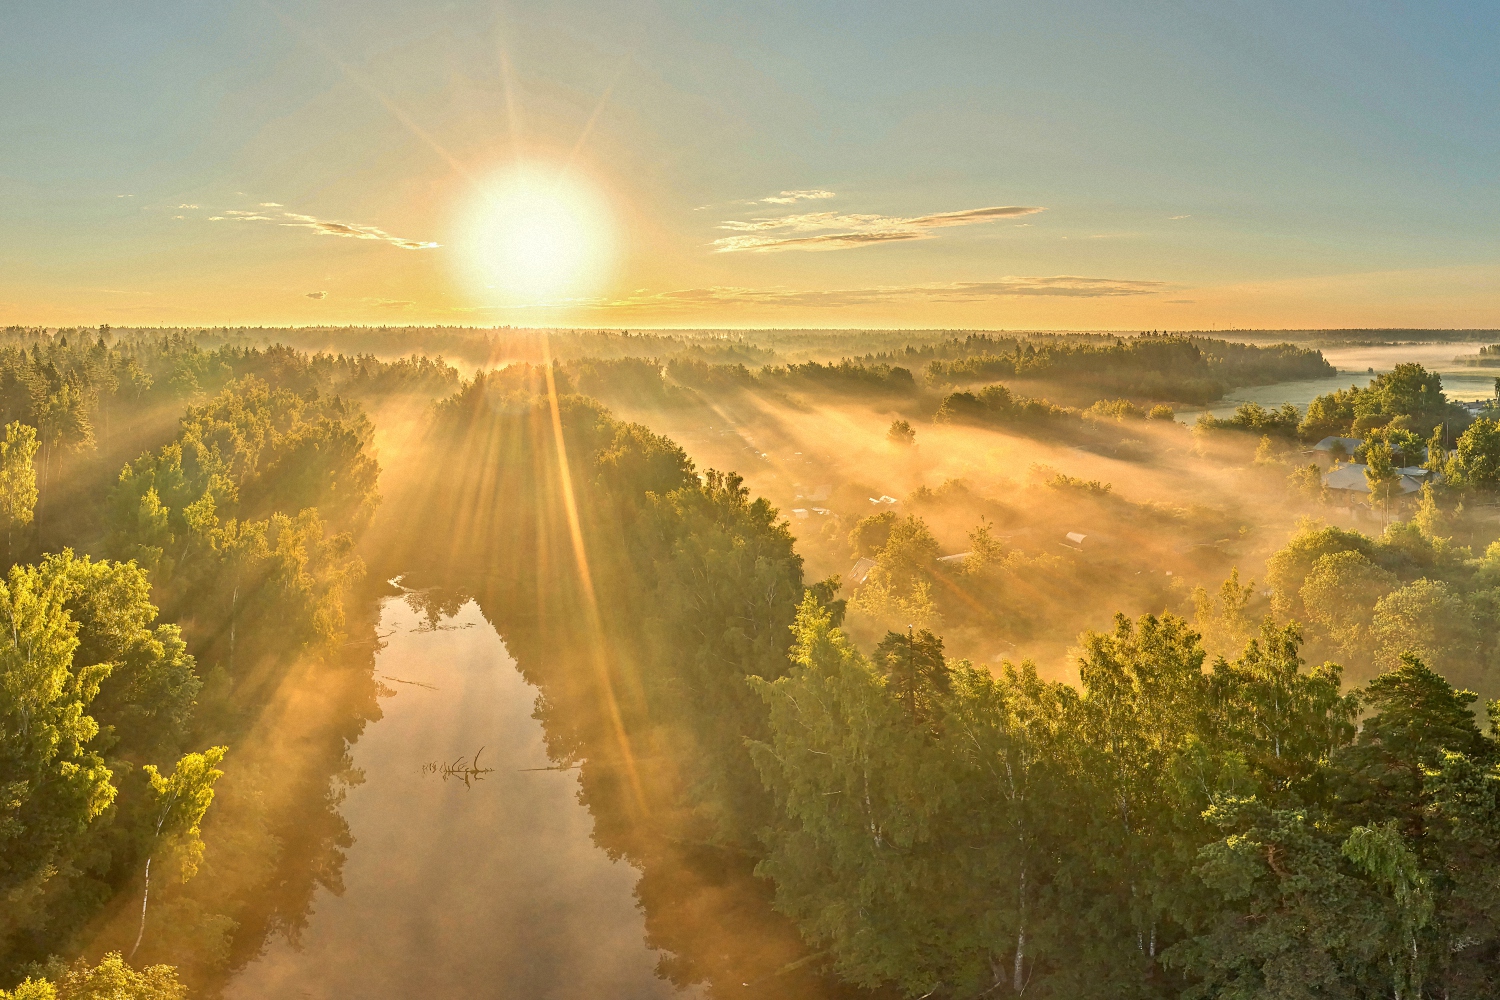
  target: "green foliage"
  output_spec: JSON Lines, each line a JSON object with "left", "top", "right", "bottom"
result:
{"left": 1265, "top": 522, "right": 1376, "bottom": 619}
{"left": 886, "top": 418, "right": 915, "bottom": 445}
{"left": 932, "top": 383, "right": 1075, "bottom": 427}
{"left": 1195, "top": 401, "right": 1299, "bottom": 439}
{"left": 1356, "top": 424, "right": 1424, "bottom": 466}
{"left": 0, "top": 422, "right": 39, "bottom": 550}
{"left": 872, "top": 629, "right": 949, "bottom": 726}
{"left": 0, "top": 550, "right": 202, "bottom": 965}
{"left": 1412, "top": 481, "right": 1452, "bottom": 539}
{"left": 868, "top": 516, "right": 939, "bottom": 594}
{"left": 107, "top": 378, "right": 373, "bottom": 662}
{"left": 1191, "top": 568, "right": 1256, "bottom": 656}
{"left": 849, "top": 510, "right": 898, "bottom": 558}
{"left": 960, "top": 517, "right": 1006, "bottom": 574}
{"left": 0, "top": 561, "right": 114, "bottom": 905}
{"left": 1286, "top": 461, "right": 1326, "bottom": 502}
{"left": 636, "top": 468, "right": 806, "bottom": 838}
{"left": 1084, "top": 398, "right": 1145, "bottom": 422}
{"left": 1301, "top": 363, "right": 1462, "bottom": 440}
{"left": 750, "top": 569, "right": 1500, "bottom": 999}
{"left": 1363, "top": 441, "right": 1402, "bottom": 511}
{"left": 1045, "top": 472, "right": 1112, "bottom": 495}
{"left": 846, "top": 516, "right": 944, "bottom": 638}
{"left": 1299, "top": 550, "right": 1397, "bottom": 657}
{"left": 111, "top": 376, "right": 379, "bottom": 540}
{"left": 761, "top": 359, "right": 916, "bottom": 395}
{"left": 748, "top": 597, "right": 965, "bottom": 995}
{"left": 1370, "top": 580, "right": 1478, "bottom": 680}
{"left": 0, "top": 953, "right": 185, "bottom": 1000}
{"left": 1445, "top": 417, "right": 1500, "bottom": 490}
{"left": 141, "top": 746, "right": 226, "bottom": 884}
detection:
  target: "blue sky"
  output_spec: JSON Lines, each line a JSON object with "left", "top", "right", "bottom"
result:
{"left": 3, "top": 1, "right": 1497, "bottom": 328}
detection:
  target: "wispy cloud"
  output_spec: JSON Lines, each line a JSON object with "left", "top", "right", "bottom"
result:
{"left": 713, "top": 205, "right": 1045, "bottom": 253}
{"left": 758, "top": 189, "right": 836, "bottom": 205}
{"left": 260, "top": 202, "right": 283, "bottom": 207}
{"left": 208, "top": 206, "right": 439, "bottom": 250}
{"left": 177, "top": 203, "right": 199, "bottom": 209}
{"left": 211, "top": 209, "right": 277, "bottom": 221}
{"left": 1169, "top": 214, "right": 1191, "bottom": 220}
{"left": 306, "top": 290, "right": 327, "bottom": 299}
{"left": 367, "top": 298, "right": 414, "bottom": 308}
{"left": 281, "top": 213, "right": 439, "bottom": 249}
{"left": 606, "top": 275, "right": 1164, "bottom": 309}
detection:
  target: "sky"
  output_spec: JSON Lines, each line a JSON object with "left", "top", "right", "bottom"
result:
{"left": 2, "top": 0, "right": 1498, "bottom": 330}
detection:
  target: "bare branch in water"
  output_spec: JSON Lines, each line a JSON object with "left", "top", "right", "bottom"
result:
{"left": 421, "top": 747, "right": 496, "bottom": 787}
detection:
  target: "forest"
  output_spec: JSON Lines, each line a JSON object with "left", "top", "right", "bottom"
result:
{"left": 5, "top": 326, "right": 1500, "bottom": 998}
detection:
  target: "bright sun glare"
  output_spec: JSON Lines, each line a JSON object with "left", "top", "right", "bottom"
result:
{"left": 466, "top": 167, "right": 614, "bottom": 305}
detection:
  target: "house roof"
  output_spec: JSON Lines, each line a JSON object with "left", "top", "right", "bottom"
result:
{"left": 1313, "top": 436, "right": 1364, "bottom": 452}
{"left": 849, "top": 557, "right": 877, "bottom": 585}
{"left": 1323, "top": 463, "right": 1423, "bottom": 494}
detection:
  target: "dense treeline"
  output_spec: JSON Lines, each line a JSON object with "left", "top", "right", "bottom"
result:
{"left": 924, "top": 384, "right": 1169, "bottom": 462}
{"left": 753, "top": 605, "right": 1500, "bottom": 998}
{"left": 18, "top": 326, "right": 778, "bottom": 373}
{"left": 0, "top": 332, "right": 429, "bottom": 994}
{"left": 106, "top": 375, "right": 377, "bottom": 666}
{"left": 926, "top": 334, "right": 1330, "bottom": 404}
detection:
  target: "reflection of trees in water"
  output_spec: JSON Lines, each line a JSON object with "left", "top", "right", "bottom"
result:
{"left": 155, "top": 590, "right": 386, "bottom": 996}
{"left": 448, "top": 573, "right": 874, "bottom": 1000}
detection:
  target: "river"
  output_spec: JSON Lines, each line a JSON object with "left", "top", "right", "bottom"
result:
{"left": 224, "top": 593, "right": 694, "bottom": 1000}
{"left": 1179, "top": 341, "right": 1499, "bottom": 422}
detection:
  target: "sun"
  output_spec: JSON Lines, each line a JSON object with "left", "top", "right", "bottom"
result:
{"left": 463, "top": 166, "right": 615, "bottom": 305}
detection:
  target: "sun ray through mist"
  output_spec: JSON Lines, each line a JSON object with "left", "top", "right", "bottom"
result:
{"left": 540, "top": 336, "right": 648, "bottom": 814}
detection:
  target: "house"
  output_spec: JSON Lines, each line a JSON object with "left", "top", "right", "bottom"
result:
{"left": 936, "top": 551, "right": 973, "bottom": 564}
{"left": 1459, "top": 400, "right": 1497, "bottom": 417}
{"left": 1322, "top": 463, "right": 1424, "bottom": 495}
{"left": 1311, "top": 436, "right": 1363, "bottom": 462}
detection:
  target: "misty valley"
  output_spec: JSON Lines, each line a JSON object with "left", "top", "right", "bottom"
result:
{"left": 8, "top": 325, "right": 1500, "bottom": 999}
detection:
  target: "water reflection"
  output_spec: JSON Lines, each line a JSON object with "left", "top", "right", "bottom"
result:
{"left": 226, "top": 596, "right": 689, "bottom": 1000}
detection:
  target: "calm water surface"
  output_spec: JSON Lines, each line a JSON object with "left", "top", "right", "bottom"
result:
{"left": 225, "top": 595, "right": 693, "bottom": 1000}
{"left": 1179, "top": 341, "right": 1499, "bottom": 422}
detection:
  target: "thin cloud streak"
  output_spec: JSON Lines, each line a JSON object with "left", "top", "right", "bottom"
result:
{"left": 281, "top": 213, "right": 439, "bottom": 249}
{"left": 208, "top": 207, "right": 439, "bottom": 250}
{"left": 714, "top": 204, "right": 1045, "bottom": 252}
{"left": 759, "top": 189, "right": 836, "bottom": 204}
{"left": 605, "top": 275, "right": 1165, "bottom": 309}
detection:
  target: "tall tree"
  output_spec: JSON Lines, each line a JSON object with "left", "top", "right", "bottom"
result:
{"left": 872, "top": 627, "right": 949, "bottom": 727}
{"left": 0, "top": 422, "right": 39, "bottom": 564}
